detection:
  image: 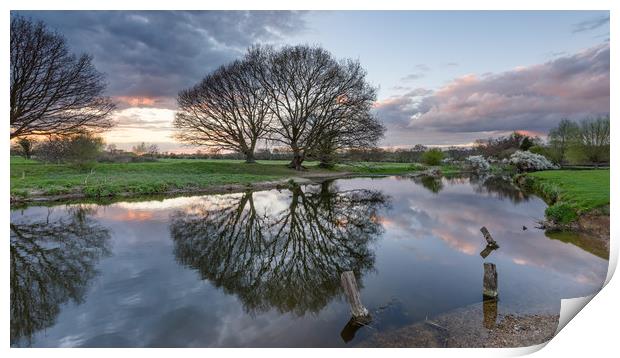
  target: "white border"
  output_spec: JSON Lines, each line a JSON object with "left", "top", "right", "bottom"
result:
{"left": 3, "top": 1, "right": 617, "bottom": 357}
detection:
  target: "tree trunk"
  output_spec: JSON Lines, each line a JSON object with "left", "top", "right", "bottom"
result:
{"left": 317, "top": 141, "right": 336, "bottom": 168}
{"left": 288, "top": 151, "right": 305, "bottom": 170}
{"left": 244, "top": 150, "right": 256, "bottom": 164}
{"left": 244, "top": 142, "right": 257, "bottom": 164}
{"left": 318, "top": 150, "right": 336, "bottom": 169}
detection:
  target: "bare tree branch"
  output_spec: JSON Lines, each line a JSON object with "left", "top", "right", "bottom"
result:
{"left": 10, "top": 16, "right": 116, "bottom": 139}
{"left": 246, "top": 45, "right": 380, "bottom": 169}
{"left": 174, "top": 58, "right": 272, "bottom": 163}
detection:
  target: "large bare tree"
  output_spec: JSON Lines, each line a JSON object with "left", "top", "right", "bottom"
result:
{"left": 174, "top": 58, "right": 272, "bottom": 163}
{"left": 247, "top": 45, "right": 379, "bottom": 170}
{"left": 312, "top": 111, "right": 385, "bottom": 168}
{"left": 10, "top": 16, "right": 115, "bottom": 139}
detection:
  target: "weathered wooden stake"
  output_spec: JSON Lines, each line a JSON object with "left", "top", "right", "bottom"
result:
{"left": 340, "top": 317, "right": 365, "bottom": 343}
{"left": 483, "top": 263, "right": 498, "bottom": 299}
{"left": 340, "top": 271, "right": 369, "bottom": 319}
{"left": 479, "top": 244, "right": 498, "bottom": 259}
{"left": 483, "top": 297, "right": 498, "bottom": 329}
{"left": 480, "top": 226, "right": 499, "bottom": 247}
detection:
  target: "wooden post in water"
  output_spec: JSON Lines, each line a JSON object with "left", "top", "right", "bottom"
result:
{"left": 480, "top": 226, "right": 499, "bottom": 247}
{"left": 340, "top": 271, "right": 370, "bottom": 319}
{"left": 483, "top": 263, "right": 498, "bottom": 299}
{"left": 479, "top": 245, "right": 498, "bottom": 259}
{"left": 483, "top": 297, "right": 498, "bottom": 329}
{"left": 340, "top": 317, "right": 365, "bottom": 343}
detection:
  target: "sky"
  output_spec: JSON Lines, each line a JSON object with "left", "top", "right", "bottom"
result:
{"left": 16, "top": 10, "right": 610, "bottom": 151}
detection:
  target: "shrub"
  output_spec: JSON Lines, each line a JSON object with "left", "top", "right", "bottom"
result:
{"left": 535, "top": 181, "right": 562, "bottom": 204}
{"left": 528, "top": 145, "right": 546, "bottom": 156}
{"left": 528, "top": 145, "right": 559, "bottom": 164}
{"left": 421, "top": 148, "right": 444, "bottom": 166}
{"left": 98, "top": 152, "right": 158, "bottom": 163}
{"left": 545, "top": 203, "right": 578, "bottom": 225}
{"left": 474, "top": 131, "right": 541, "bottom": 159}
{"left": 16, "top": 137, "right": 35, "bottom": 159}
{"left": 35, "top": 133, "right": 104, "bottom": 166}
{"left": 465, "top": 155, "right": 491, "bottom": 172}
{"left": 508, "top": 150, "right": 558, "bottom": 172}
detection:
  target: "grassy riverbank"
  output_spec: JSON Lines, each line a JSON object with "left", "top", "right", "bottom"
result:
{"left": 10, "top": 157, "right": 438, "bottom": 201}
{"left": 524, "top": 169, "right": 610, "bottom": 224}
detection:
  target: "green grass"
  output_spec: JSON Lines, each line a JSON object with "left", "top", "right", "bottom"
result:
{"left": 10, "top": 157, "right": 431, "bottom": 199}
{"left": 335, "top": 161, "right": 461, "bottom": 175}
{"left": 526, "top": 169, "right": 609, "bottom": 224}
{"left": 335, "top": 161, "right": 425, "bottom": 174}
{"left": 11, "top": 157, "right": 309, "bottom": 199}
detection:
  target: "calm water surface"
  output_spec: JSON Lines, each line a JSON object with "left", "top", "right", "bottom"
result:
{"left": 10, "top": 176, "right": 608, "bottom": 347}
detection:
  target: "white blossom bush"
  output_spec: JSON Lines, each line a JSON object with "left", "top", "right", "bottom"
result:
{"left": 509, "top": 150, "right": 558, "bottom": 172}
{"left": 466, "top": 155, "right": 491, "bottom": 172}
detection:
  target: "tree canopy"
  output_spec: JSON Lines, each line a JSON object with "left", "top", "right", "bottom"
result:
{"left": 175, "top": 44, "right": 384, "bottom": 169}
{"left": 10, "top": 16, "right": 115, "bottom": 139}
{"left": 175, "top": 58, "right": 272, "bottom": 163}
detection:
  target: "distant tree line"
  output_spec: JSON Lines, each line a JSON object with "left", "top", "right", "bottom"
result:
{"left": 545, "top": 116, "right": 610, "bottom": 166}
{"left": 174, "top": 44, "right": 385, "bottom": 170}
{"left": 11, "top": 137, "right": 164, "bottom": 166}
{"left": 472, "top": 116, "right": 610, "bottom": 167}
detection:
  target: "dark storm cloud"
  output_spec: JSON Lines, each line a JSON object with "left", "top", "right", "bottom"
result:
{"left": 375, "top": 43, "right": 609, "bottom": 136}
{"left": 15, "top": 11, "right": 308, "bottom": 109}
{"left": 572, "top": 14, "right": 610, "bottom": 33}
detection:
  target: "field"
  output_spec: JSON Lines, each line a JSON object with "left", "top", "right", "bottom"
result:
{"left": 10, "top": 157, "right": 431, "bottom": 200}
{"left": 526, "top": 169, "right": 610, "bottom": 224}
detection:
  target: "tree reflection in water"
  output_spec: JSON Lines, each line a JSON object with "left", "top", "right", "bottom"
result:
{"left": 469, "top": 174, "right": 530, "bottom": 203}
{"left": 414, "top": 176, "right": 444, "bottom": 194}
{"left": 170, "top": 182, "right": 389, "bottom": 316}
{"left": 10, "top": 206, "right": 111, "bottom": 346}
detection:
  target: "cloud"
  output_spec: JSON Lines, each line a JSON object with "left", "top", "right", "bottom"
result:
{"left": 403, "top": 88, "right": 434, "bottom": 97}
{"left": 400, "top": 73, "right": 425, "bottom": 81}
{"left": 572, "top": 14, "right": 610, "bottom": 33}
{"left": 16, "top": 11, "right": 308, "bottom": 109}
{"left": 374, "top": 88, "right": 432, "bottom": 129}
{"left": 399, "top": 64, "right": 431, "bottom": 82}
{"left": 549, "top": 51, "right": 567, "bottom": 57}
{"left": 109, "top": 107, "right": 176, "bottom": 131}
{"left": 414, "top": 64, "right": 431, "bottom": 72}
{"left": 390, "top": 85, "right": 412, "bottom": 91}
{"left": 376, "top": 43, "right": 609, "bottom": 135}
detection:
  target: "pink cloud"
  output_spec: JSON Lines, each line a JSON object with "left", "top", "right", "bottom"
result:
{"left": 416, "top": 44, "right": 609, "bottom": 131}
{"left": 377, "top": 43, "right": 609, "bottom": 134}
